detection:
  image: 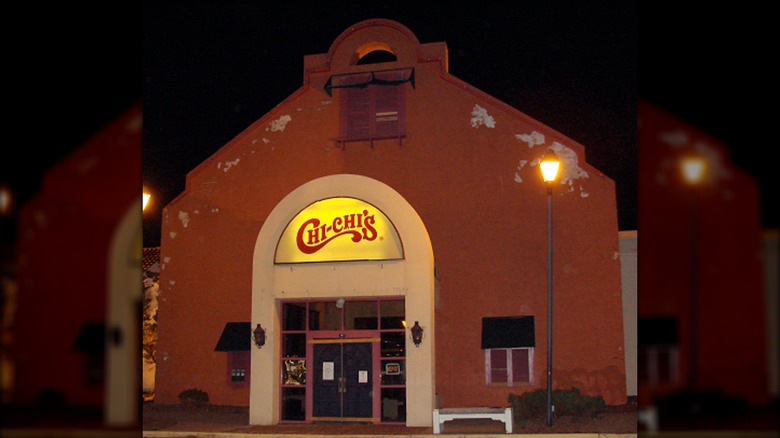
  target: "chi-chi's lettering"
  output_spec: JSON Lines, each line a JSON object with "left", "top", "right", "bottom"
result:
{"left": 296, "top": 210, "right": 378, "bottom": 254}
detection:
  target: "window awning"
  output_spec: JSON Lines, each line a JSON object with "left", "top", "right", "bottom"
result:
{"left": 481, "top": 316, "right": 535, "bottom": 349}
{"left": 324, "top": 67, "right": 415, "bottom": 96}
{"left": 639, "top": 317, "right": 677, "bottom": 346}
{"left": 214, "top": 322, "right": 251, "bottom": 352}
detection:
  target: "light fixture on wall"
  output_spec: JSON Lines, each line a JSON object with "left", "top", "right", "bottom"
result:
{"left": 253, "top": 323, "right": 266, "bottom": 349}
{"left": 410, "top": 321, "right": 424, "bottom": 347}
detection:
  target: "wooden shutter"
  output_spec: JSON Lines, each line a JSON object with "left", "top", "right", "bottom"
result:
{"left": 511, "top": 348, "right": 530, "bottom": 383}
{"left": 338, "top": 70, "right": 406, "bottom": 141}
{"left": 490, "top": 349, "right": 508, "bottom": 383}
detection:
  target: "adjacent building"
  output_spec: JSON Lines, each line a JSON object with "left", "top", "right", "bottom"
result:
{"left": 637, "top": 100, "right": 770, "bottom": 408}
{"left": 10, "top": 102, "right": 142, "bottom": 426}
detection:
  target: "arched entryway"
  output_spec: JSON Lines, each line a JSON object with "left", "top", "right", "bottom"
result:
{"left": 250, "top": 174, "right": 435, "bottom": 427}
{"left": 106, "top": 199, "right": 143, "bottom": 426}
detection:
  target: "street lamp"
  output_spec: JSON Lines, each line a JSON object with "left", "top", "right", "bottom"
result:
{"left": 0, "top": 185, "right": 12, "bottom": 217}
{"left": 540, "top": 149, "right": 560, "bottom": 427}
{"left": 680, "top": 153, "right": 707, "bottom": 390}
{"left": 143, "top": 192, "right": 151, "bottom": 211}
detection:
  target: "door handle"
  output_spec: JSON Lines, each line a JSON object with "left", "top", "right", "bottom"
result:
{"left": 338, "top": 376, "right": 347, "bottom": 393}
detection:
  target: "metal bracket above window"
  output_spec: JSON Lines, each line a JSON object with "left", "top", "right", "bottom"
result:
{"left": 324, "top": 67, "right": 415, "bottom": 96}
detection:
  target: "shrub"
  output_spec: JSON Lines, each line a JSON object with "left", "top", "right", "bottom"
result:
{"left": 508, "top": 387, "right": 605, "bottom": 424}
{"left": 178, "top": 388, "right": 209, "bottom": 406}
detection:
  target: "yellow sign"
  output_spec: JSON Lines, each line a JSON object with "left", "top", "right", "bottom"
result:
{"left": 275, "top": 197, "right": 404, "bottom": 263}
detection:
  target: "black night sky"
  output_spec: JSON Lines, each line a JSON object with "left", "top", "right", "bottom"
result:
{"left": 3, "top": 2, "right": 777, "bottom": 247}
{"left": 141, "top": 1, "right": 638, "bottom": 247}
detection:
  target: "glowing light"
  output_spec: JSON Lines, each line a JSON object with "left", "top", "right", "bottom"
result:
{"left": 0, "top": 186, "right": 11, "bottom": 216}
{"left": 540, "top": 150, "right": 561, "bottom": 183}
{"left": 143, "top": 192, "right": 151, "bottom": 211}
{"left": 275, "top": 197, "right": 404, "bottom": 263}
{"left": 681, "top": 156, "right": 707, "bottom": 185}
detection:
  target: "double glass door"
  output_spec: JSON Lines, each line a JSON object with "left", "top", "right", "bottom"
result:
{"left": 279, "top": 299, "right": 407, "bottom": 423}
{"left": 311, "top": 340, "right": 373, "bottom": 420}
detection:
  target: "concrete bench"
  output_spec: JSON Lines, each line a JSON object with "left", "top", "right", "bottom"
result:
{"left": 432, "top": 407, "right": 513, "bottom": 434}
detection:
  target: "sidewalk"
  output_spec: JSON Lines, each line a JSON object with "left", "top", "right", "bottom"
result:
{"left": 141, "top": 403, "right": 639, "bottom": 437}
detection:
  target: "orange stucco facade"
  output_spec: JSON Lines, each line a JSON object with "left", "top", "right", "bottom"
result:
{"left": 153, "top": 20, "right": 626, "bottom": 426}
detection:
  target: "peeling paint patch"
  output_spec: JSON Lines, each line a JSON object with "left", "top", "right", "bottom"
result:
{"left": 263, "top": 138, "right": 271, "bottom": 144}
{"left": 169, "top": 231, "right": 177, "bottom": 239}
{"left": 657, "top": 130, "right": 732, "bottom": 185}
{"left": 659, "top": 129, "right": 689, "bottom": 148}
{"left": 470, "top": 104, "right": 496, "bottom": 128}
{"left": 73, "top": 156, "right": 99, "bottom": 173}
{"left": 612, "top": 251, "right": 620, "bottom": 260}
{"left": 178, "top": 211, "right": 190, "bottom": 228}
{"left": 550, "top": 142, "right": 590, "bottom": 185}
{"left": 162, "top": 256, "right": 171, "bottom": 270}
{"left": 516, "top": 131, "right": 545, "bottom": 148}
{"left": 514, "top": 132, "right": 590, "bottom": 198}
{"left": 169, "top": 280, "right": 176, "bottom": 286}
{"left": 219, "top": 158, "right": 240, "bottom": 173}
{"left": 267, "top": 114, "right": 292, "bottom": 132}
{"left": 514, "top": 159, "right": 529, "bottom": 182}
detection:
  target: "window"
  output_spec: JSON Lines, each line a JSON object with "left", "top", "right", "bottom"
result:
{"left": 638, "top": 317, "right": 679, "bottom": 385}
{"left": 230, "top": 367, "right": 246, "bottom": 382}
{"left": 481, "top": 316, "right": 535, "bottom": 387}
{"left": 214, "top": 322, "right": 251, "bottom": 387}
{"left": 325, "top": 68, "right": 414, "bottom": 146}
{"left": 72, "top": 322, "right": 106, "bottom": 386}
{"left": 486, "top": 347, "right": 534, "bottom": 386}
{"left": 639, "top": 346, "right": 679, "bottom": 385}
{"left": 227, "top": 351, "right": 250, "bottom": 387}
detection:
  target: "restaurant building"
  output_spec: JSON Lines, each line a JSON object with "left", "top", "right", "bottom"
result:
{"left": 153, "top": 19, "right": 627, "bottom": 427}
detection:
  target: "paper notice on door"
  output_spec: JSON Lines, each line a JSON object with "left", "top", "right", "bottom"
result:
{"left": 323, "top": 362, "right": 334, "bottom": 381}
{"left": 358, "top": 370, "right": 368, "bottom": 383}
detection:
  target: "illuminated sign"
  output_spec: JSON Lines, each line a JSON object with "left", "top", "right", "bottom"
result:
{"left": 275, "top": 197, "right": 404, "bottom": 263}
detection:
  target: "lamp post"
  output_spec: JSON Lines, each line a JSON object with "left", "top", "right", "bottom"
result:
{"left": 680, "top": 154, "right": 706, "bottom": 391}
{"left": 540, "top": 149, "right": 561, "bottom": 427}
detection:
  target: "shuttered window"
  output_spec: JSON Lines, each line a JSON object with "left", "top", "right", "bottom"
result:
{"left": 638, "top": 317, "right": 679, "bottom": 385}
{"left": 482, "top": 316, "right": 535, "bottom": 386}
{"left": 328, "top": 68, "right": 413, "bottom": 146}
{"left": 215, "top": 322, "right": 251, "bottom": 387}
{"left": 486, "top": 347, "right": 533, "bottom": 386}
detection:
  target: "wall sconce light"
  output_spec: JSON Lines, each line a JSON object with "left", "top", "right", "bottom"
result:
{"left": 253, "top": 323, "right": 266, "bottom": 349}
{"left": 410, "top": 321, "right": 424, "bottom": 347}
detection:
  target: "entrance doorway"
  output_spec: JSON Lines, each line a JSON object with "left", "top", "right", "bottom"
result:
{"left": 312, "top": 340, "right": 373, "bottom": 420}
{"left": 279, "top": 298, "right": 407, "bottom": 423}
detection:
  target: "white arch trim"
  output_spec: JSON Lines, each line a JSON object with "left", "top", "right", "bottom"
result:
{"left": 105, "top": 199, "right": 142, "bottom": 426}
{"left": 250, "top": 174, "right": 435, "bottom": 426}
